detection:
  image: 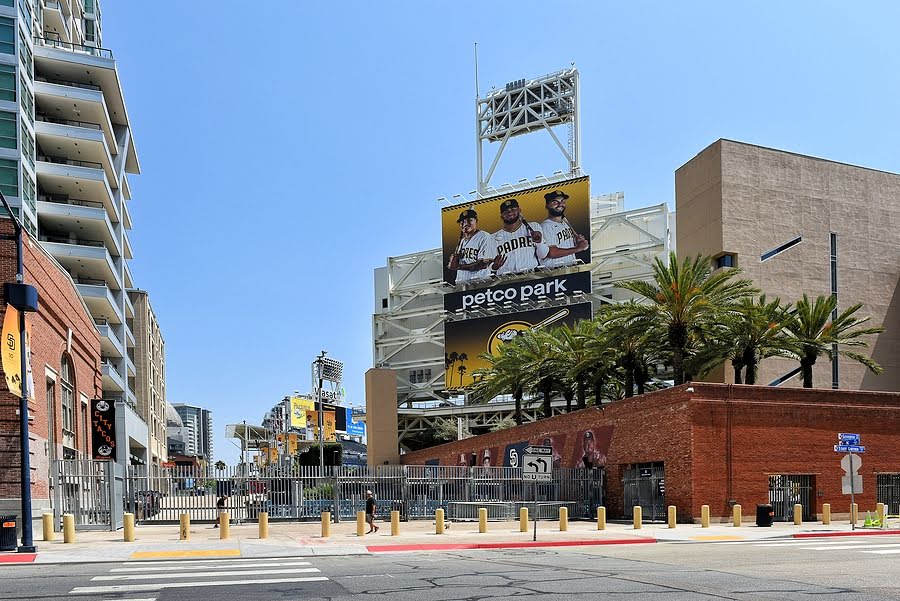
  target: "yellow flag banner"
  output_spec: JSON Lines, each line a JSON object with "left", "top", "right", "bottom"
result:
{"left": 290, "top": 396, "right": 314, "bottom": 429}
{"left": 2, "top": 306, "right": 21, "bottom": 397}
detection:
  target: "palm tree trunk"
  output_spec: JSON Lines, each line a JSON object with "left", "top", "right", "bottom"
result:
{"left": 541, "top": 379, "right": 553, "bottom": 418}
{"left": 801, "top": 355, "right": 816, "bottom": 388}
{"left": 624, "top": 366, "right": 634, "bottom": 398}
{"left": 564, "top": 387, "right": 573, "bottom": 412}
{"left": 732, "top": 361, "right": 743, "bottom": 384}
{"left": 514, "top": 386, "right": 523, "bottom": 425}
{"left": 745, "top": 361, "right": 757, "bottom": 385}
{"left": 741, "top": 348, "right": 756, "bottom": 385}
{"left": 576, "top": 377, "right": 586, "bottom": 410}
{"left": 670, "top": 325, "right": 687, "bottom": 385}
{"left": 594, "top": 375, "right": 604, "bottom": 406}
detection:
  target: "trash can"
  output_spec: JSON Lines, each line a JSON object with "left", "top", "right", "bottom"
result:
{"left": 756, "top": 504, "right": 774, "bottom": 527}
{"left": 0, "top": 515, "right": 17, "bottom": 551}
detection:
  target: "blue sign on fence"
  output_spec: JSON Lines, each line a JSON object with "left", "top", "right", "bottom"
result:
{"left": 834, "top": 444, "right": 866, "bottom": 453}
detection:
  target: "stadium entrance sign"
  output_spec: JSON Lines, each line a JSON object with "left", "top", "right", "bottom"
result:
{"left": 444, "top": 270, "right": 591, "bottom": 312}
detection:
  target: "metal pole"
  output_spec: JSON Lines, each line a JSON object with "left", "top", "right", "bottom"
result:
{"left": 316, "top": 352, "right": 326, "bottom": 476}
{"left": 532, "top": 481, "right": 537, "bottom": 542}
{"left": 849, "top": 452, "right": 855, "bottom": 531}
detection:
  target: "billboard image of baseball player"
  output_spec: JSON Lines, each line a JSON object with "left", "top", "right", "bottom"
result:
{"left": 491, "top": 198, "right": 548, "bottom": 276}
{"left": 540, "top": 190, "right": 589, "bottom": 269}
{"left": 447, "top": 208, "right": 495, "bottom": 284}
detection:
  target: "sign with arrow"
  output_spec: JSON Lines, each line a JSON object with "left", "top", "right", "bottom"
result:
{"left": 523, "top": 448, "right": 552, "bottom": 482}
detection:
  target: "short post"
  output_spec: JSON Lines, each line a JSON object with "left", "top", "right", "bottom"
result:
{"left": 41, "top": 513, "right": 54, "bottom": 542}
{"left": 390, "top": 510, "right": 400, "bottom": 535}
{"left": 597, "top": 506, "right": 606, "bottom": 530}
{"left": 179, "top": 513, "right": 190, "bottom": 540}
{"left": 123, "top": 512, "right": 135, "bottom": 541}
{"left": 559, "top": 507, "right": 568, "bottom": 531}
{"left": 436, "top": 508, "right": 445, "bottom": 534}
{"left": 851, "top": 503, "right": 858, "bottom": 526}
{"left": 357, "top": 511, "right": 366, "bottom": 536}
{"left": 733, "top": 504, "right": 741, "bottom": 527}
{"left": 62, "top": 514, "right": 75, "bottom": 543}
{"left": 258, "top": 512, "right": 268, "bottom": 539}
{"left": 321, "top": 512, "right": 331, "bottom": 538}
{"left": 822, "top": 503, "right": 831, "bottom": 525}
{"left": 793, "top": 504, "right": 802, "bottom": 526}
{"left": 877, "top": 502, "right": 885, "bottom": 526}
{"left": 667, "top": 505, "right": 676, "bottom": 529}
{"left": 701, "top": 505, "right": 710, "bottom": 528}
{"left": 520, "top": 507, "right": 528, "bottom": 532}
{"left": 478, "top": 507, "right": 488, "bottom": 533}
{"left": 219, "top": 511, "right": 230, "bottom": 539}
{"left": 633, "top": 505, "right": 642, "bottom": 529}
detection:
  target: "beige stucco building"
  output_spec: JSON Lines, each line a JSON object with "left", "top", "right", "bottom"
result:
{"left": 129, "top": 290, "right": 168, "bottom": 465}
{"left": 676, "top": 139, "right": 899, "bottom": 391}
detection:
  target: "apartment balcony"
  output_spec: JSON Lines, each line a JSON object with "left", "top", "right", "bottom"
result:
{"left": 124, "top": 289, "right": 135, "bottom": 319}
{"left": 101, "top": 359, "right": 125, "bottom": 392}
{"left": 36, "top": 193, "right": 121, "bottom": 257}
{"left": 74, "top": 277, "right": 122, "bottom": 324}
{"left": 39, "top": 234, "right": 121, "bottom": 290}
{"left": 123, "top": 260, "right": 134, "bottom": 289}
{"left": 41, "top": 1, "right": 72, "bottom": 43}
{"left": 94, "top": 318, "right": 124, "bottom": 359}
{"left": 122, "top": 197, "right": 132, "bottom": 230}
{"left": 34, "top": 79, "right": 117, "bottom": 151}
{"left": 122, "top": 232, "right": 133, "bottom": 260}
{"left": 124, "top": 322, "right": 135, "bottom": 348}
{"left": 33, "top": 37, "right": 140, "bottom": 175}
{"left": 126, "top": 354, "right": 136, "bottom": 378}
{"left": 36, "top": 154, "right": 116, "bottom": 220}
{"left": 35, "top": 115, "right": 117, "bottom": 184}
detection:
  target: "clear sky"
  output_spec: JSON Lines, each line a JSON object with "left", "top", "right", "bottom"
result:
{"left": 101, "top": 2, "right": 900, "bottom": 462}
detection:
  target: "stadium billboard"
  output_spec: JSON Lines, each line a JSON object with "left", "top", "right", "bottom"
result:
{"left": 443, "top": 302, "right": 593, "bottom": 390}
{"left": 441, "top": 176, "right": 591, "bottom": 286}
{"left": 443, "top": 270, "right": 591, "bottom": 312}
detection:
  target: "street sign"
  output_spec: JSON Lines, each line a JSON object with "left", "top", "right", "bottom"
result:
{"left": 525, "top": 445, "right": 552, "bottom": 456}
{"left": 838, "top": 433, "right": 860, "bottom": 445}
{"left": 523, "top": 453, "right": 552, "bottom": 481}
{"left": 834, "top": 444, "right": 866, "bottom": 453}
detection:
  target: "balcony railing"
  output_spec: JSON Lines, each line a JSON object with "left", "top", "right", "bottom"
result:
{"left": 38, "top": 193, "right": 104, "bottom": 209}
{"left": 38, "top": 154, "right": 103, "bottom": 170}
{"left": 34, "top": 36, "right": 113, "bottom": 59}
{"left": 73, "top": 276, "right": 105, "bottom": 286}
{"left": 35, "top": 75, "right": 102, "bottom": 92}
{"left": 36, "top": 114, "right": 102, "bottom": 131}
{"left": 94, "top": 317, "right": 108, "bottom": 326}
{"left": 40, "top": 234, "right": 105, "bottom": 248}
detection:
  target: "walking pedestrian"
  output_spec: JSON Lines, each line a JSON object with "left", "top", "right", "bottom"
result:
{"left": 365, "top": 490, "right": 379, "bottom": 534}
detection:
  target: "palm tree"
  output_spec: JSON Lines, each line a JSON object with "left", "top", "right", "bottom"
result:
{"left": 618, "top": 253, "right": 757, "bottom": 385}
{"left": 783, "top": 294, "right": 884, "bottom": 388}
{"left": 724, "top": 295, "right": 795, "bottom": 384}
{"left": 214, "top": 460, "right": 226, "bottom": 472}
{"left": 445, "top": 351, "right": 459, "bottom": 388}
{"left": 602, "top": 303, "right": 660, "bottom": 397}
{"left": 513, "top": 329, "right": 558, "bottom": 418}
{"left": 548, "top": 321, "right": 595, "bottom": 410}
{"left": 471, "top": 342, "right": 528, "bottom": 424}
{"left": 576, "top": 310, "right": 619, "bottom": 405}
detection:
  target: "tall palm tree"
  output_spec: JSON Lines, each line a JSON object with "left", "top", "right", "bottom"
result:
{"left": 513, "top": 329, "right": 558, "bottom": 418}
{"left": 471, "top": 341, "right": 528, "bottom": 424}
{"left": 783, "top": 294, "right": 884, "bottom": 388}
{"left": 445, "top": 351, "right": 459, "bottom": 388}
{"left": 548, "top": 321, "right": 595, "bottom": 410}
{"left": 576, "top": 310, "right": 619, "bottom": 405}
{"left": 618, "top": 252, "right": 757, "bottom": 385}
{"left": 602, "top": 303, "right": 660, "bottom": 397}
{"left": 724, "top": 295, "right": 795, "bottom": 384}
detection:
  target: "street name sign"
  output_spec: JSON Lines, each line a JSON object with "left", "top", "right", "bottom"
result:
{"left": 834, "top": 444, "right": 866, "bottom": 453}
{"left": 525, "top": 445, "right": 552, "bottom": 456}
{"left": 838, "top": 433, "right": 860, "bottom": 445}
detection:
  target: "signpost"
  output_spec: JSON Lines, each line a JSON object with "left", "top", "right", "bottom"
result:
{"left": 524, "top": 445, "right": 552, "bottom": 541}
{"left": 835, "top": 433, "right": 864, "bottom": 530}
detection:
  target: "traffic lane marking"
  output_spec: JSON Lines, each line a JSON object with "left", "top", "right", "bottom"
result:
{"left": 70, "top": 576, "right": 329, "bottom": 594}
{"left": 93, "top": 567, "right": 320, "bottom": 581}
{"left": 123, "top": 556, "right": 294, "bottom": 565}
{"left": 130, "top": 549, "right": 241, "bottom": 559}
{"left": 111, "top": 560, "right": 312, "bottom": 572}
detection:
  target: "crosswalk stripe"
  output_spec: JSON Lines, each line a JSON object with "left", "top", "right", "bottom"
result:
{"left": 123, "top": 556, "right": 306, "bottom": 566}
{"left": 70, "top": 576, "right": 329, "bottom": 594}
{"left": 803, "top": 543, "right": 900, "bottom": 551}
{"left": 111, "top": 561, "right": 311, "bottom": 572}
{"left": 755, "top": 542, "right": 873, "bottom": 548}
{"left": 93, "top": 567, "right": 321, "bottom": 581}
{"left": 864, "top": 549, "right": 900, "bottom": 554}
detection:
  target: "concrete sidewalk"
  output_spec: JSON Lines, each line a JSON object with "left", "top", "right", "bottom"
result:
{"left": 2, "top": 518, "right": 896, "bottom": 564}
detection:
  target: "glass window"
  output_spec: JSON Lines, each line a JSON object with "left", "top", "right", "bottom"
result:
{"left": 17, "top": 0, "right": 31, "bottom": 36}
{"left": 83, "top": 18, "right": 94, "bottom": 42}
{"left": 18, "top": 29, "right": 30, "bottom": 78}
{"left": 0, "top": 1, "right": 12, "bottom": 9}
{"left": 20, "top": 121, "right": 32, "bottom": 168}
{"left": 61, "top": 355, "right": 75, "bottom": 436}
{"left": 0, "top": 109, "right": 15, "bottom": 148}
{"left": 18, "top": 74, "right": 31, "bottom": 120}
{"left": 0, "top": 157, "right": 16, "bottom": 196}
{"left": 46, "top": 379, "right": 56, "bottom": 461}
{"left": 0, "top": 63, "right": 13, "bottom": 101}
{"left": 21, "top": 170, "right": 33, "bottom": 212}
{"left": 83, "top": 0, "right": 94, "bottom": 14}
{"left": 0, "top": 18, "right": 13, "bottom": 55}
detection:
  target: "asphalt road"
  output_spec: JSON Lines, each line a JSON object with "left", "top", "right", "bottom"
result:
{"left": 1, "top": 535, "right": 899, "bottom": 600}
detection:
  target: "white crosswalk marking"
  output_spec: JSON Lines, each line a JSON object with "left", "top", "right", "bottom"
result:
{"left": 712, "top": 536, "right": 900, "bottom": 556}
{"left": 70, "top": 577, "right": 329, "bottom": 595}
{"left": 110, "top": 560, "right": 312, "bottom": 572}
{"left": 94, "top": 567, "right": 321, "bottom": 581}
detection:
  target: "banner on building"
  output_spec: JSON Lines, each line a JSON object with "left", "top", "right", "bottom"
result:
{"left": 290, "top": 396, "right": 314, "bottom": 429}
{"left": 345, "top": 408, "right": 366, "bottom": 437}
{"left": 444, "top": 302, "right": 593, "bottom": 390}
{"left": 2, "top": 306, "right": 33, "bottom": 400}
{"left": 305, "top": 410, "right": 336, "bottom": 442}
{"left": 91, "top": 398, "right": 117, "bottom": 461}
{"left": 441, "top": 176, "right": 591, "bottom": 286}
{"left": 444, "top": 270, "right": 591, "bottom": 312}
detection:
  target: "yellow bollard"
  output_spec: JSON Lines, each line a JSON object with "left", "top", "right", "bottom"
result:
{"left": 436, "top": 508, "right": 445, "bottom": 534}
{"left": 219, "top": 511, "right": 230, "bottom": 539}
{"left": 793, "top": 504, "right": 802, "bottom": 526}
{"left": 851, "top": 503, "right": 858, "bottom": 526}
{"left": 357, "top": 511, "right": 366, "bottom": 536}
{"left": 733, "top": 504, "right": 741, "bottom": 527}
{"left": 42, "top": 513, "right": 54, "bottom": 542}
{"left": 597, "top": 506, "right": 606, "bottom": 530}
{"left": 559, "top": 507, "right": 568, "bottom": 531}
{"left": 520, "top": 507, "right": 528, "bottom": 532}
{"left": 822, "top": 503, "right": 831, "bottom": 525}
{"left": 390, "top": 510, "right": 400, "bottom": 536}
{"left": 179, "top": 513, "right": 190, "bottom": 540}
{"left": 667, "top": 505, "right": 676, "bottom": 529}
{"left": 877, "top": 503, "right": 885, "bottom": 527}
{"left": 124, "top": 512, "right": 135, "bottom": 541}
{"left": 478, "top": 507, "right": 488, "bottom": 533}
{"left": 62, "top": 514, "right": 75, "bottom": 543}
{"left": 701, "top": 505, "right": 710, "bottom": 528}
{"left": 259, "top": 512, "right": 268, "bottom": 539}
{"left": 321, "top": 512, "right": 331, "bottom": 538}
{"left": 633, "top": 505, "right": 642, "bottom": 529}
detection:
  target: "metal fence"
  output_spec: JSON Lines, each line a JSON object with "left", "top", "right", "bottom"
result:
{"left": 623, "top": 462, "right": 665, "bottom": 521}
{"left": 877, "top": 473, "right": 900, "bottom": 514}
{"left": 124, "top": 464, "right": 604, "bottom": 523}
{"left": 52, "top": 459, "right": 124, "bottom": 531}
{"left": 768, "top": 474, "right": 814, "bottom": 521}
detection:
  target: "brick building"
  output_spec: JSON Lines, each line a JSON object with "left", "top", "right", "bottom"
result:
{"left": 0, "top": 220, "right": 102, "bottom": 526}
{"left": 401, "top": 383, "right": 900, "bottom": 522}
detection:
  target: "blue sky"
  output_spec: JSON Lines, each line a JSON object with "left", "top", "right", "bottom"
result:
{"left": 102, "top": 2, "right": 900, "bottom": 462}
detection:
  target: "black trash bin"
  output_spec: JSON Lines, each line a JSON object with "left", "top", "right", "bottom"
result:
{"left": 0, "top": 515, "right": 17, "bottom": 551}
{"left": 756, "top": 504, "right": 774, "bottom": 527}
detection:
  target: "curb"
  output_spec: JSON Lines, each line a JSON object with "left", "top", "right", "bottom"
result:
{"left": 793, "top": 529, "right": 900, "bottom": 539}
{"left": 366, "top": 538, "right": 656, "bottom": 553}
{"left": 0, "top": 553, "right": 36, "bottom": 564}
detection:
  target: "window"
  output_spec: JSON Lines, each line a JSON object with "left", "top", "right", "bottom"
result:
{"left": 46, "top": 379, "right": 56, "bottom": 461}
{"left": 21, "top": 171, "right": 34, "bottom": 212}
{"left": 83, "top": 0, "right": 95, "bottom": 14}
{"left": 20, "top": 121, "right": 32, "bottom": 169}
{"left": 760, "top": 236, "right": 802, "bottom": 262}
{"left": 18, "top": 29, "right": 30, "bottom": 79}
{"left": 0, "top": 18, "right": 12, "bottom": 55}
{"left": 0, "top": 157, "right": 17, "bottom": 196}
{"left": 19, "top": 74, "right": 31, "bottom": 121}
{"left": 0, "top": 109, "right": 14, "bottom": 148}
{"left": 17, "top": 0, "right": 31, "bottom": 36}
{"left": 715, "top": 253, "right": 736, "bottom": 269}
{"left": 83, "top": 18, "right": 95, "bottom": 43}
{"left": 0, "top": 1, "right": 14, "bottom": 7}
{"left": 0, "top": 63, "right": 14, "bottom": 101}
{"left": 61, "top": 355, "right": 75, "bottom": 437}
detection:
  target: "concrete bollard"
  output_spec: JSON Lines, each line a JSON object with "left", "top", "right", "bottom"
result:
{"left": 179, "top": 513, "right": 190, "bottom": 540}
{"left": 793, "top": 504, "right": 802, "bottom": 526}
{"left": 62, "top": 514, "right": 75, "bottom": 543}
{"left": 391, "top": 510, "right": 400, "bottom": 536}
{"left": 822, "top": 503, "right": 831, "bottom": 525}
{"left": 597, "top": 506, "right": 606, "bottom": 530}
{"left": 42, "top": 513, "right": 54, "bottom": 542}
{"left": 219, "top": 512, "right": 230, "bottom": 539}
{"left": 436, "top": 508, "right": 445, "bottom": 534}
{"left": 851, "top": 503, "right": 858, "bottom": 526}
{"left": 877, "top": 503, "right": 885, "bottom": 526}
{"left": 633, "top": 505, "right": 642, "bottom": 529}
{"left": 357, "top": 511, "right": 366, "bottom": 536}
{"left": 124, "top": 512, "right": 135, "bottom": 541}
{"left": 733, "top": 504, "right": 741, "bottom": 527}
{"left": 701, "top": 505, "right": 710, "bottom": 528}
{"left": 259, "top": 512, "right": 268, "bottom": 539}
{"left": 667, "top": 505, "right": 676, "bottom": 529}
{"left": 321, "top": 512, "right": 331, "bottom": 538}
{"left": 559, "top": 507, "right": 568, "bottom": 531}
{"left": 520, "top": 507, "right": 528, "bottom": 532}
{"left": 478, "top": 507, "right": 488, "bottom": 533}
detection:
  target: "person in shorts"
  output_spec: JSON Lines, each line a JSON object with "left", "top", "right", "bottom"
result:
{"left": 365, "top": 490, "right": 379, "bottom": 533}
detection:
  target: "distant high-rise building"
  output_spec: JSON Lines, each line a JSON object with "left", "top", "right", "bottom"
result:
{"left": 171, "top": 404, "right": 213, "bottom": 460}
{"left": 130, "top": 290, "right": 166, "bottom": 465}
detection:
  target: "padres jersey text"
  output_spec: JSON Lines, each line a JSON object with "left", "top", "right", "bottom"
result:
{"left": 540, "top": 218, "right": 581, "bottom": 269}
{"left": 455, "top": 229, "right": 495, "bottom": 284}
{"left": 492, "top": 222, "right": 548, "bottom": 275}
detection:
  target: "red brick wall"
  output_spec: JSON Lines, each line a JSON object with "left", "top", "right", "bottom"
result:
{"left": 0, "top": 220, "right": 101, "bottom": 500}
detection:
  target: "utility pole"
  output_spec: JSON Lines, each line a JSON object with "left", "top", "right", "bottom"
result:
{"left": 314, "top": 351, "right": 326, "bottom": 475}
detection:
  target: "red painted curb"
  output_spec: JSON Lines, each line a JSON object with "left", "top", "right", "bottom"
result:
{"left": 793, "top": 530, "right": 900, "bottom": 539}
{"left": 0, "top": 553, "right": 36, "bottom": 564}
{"left": 366, "top": 538, "right": 656, "bottom": 553}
